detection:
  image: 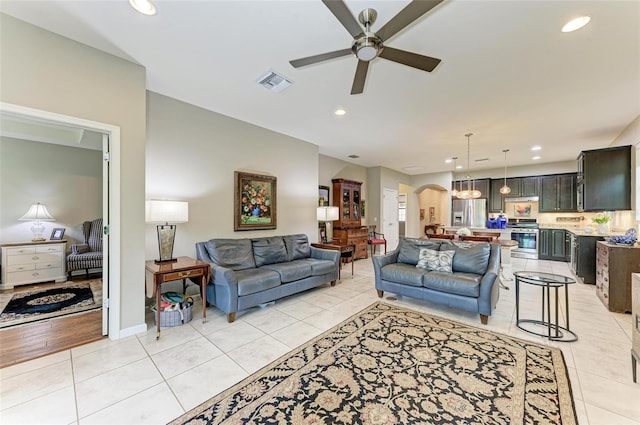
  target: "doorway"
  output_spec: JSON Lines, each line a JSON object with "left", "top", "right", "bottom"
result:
{"left": 0, "top": 102, "right": 121, "bottom": 338}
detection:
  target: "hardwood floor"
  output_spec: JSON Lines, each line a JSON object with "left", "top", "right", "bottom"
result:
{"left": 0, "top": 310, "right": 104, "bottom": 368}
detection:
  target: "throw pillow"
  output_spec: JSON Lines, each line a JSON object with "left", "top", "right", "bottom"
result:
{"left": 72, "top": 244, "right": 89, "bottom": 254}
{"left": 416, "top": 248, "right": 454, "bottom": 273}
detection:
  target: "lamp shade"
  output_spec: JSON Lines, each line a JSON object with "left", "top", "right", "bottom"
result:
{"left": 19, "top": 203, "right": 55, "bottom": 221}
{"left": 317, "top": 206, "right": 339, "bottom": 221}
{"left": 145, "top": 200, "right": 189, "bottom": 223}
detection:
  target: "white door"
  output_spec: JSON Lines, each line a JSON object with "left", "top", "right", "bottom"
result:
{"left": 102, "top": 134, "right": 109, "bottom": 335}
{"left": 383, "top": 188, "right": 399, "bottom": 251}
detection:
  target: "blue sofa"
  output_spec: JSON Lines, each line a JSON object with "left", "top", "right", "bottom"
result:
{"left": 195, "top": 234, "right": 339, "bottom": 322}
{"left": 372, "top": 238, "right": 501, "bottom": 324}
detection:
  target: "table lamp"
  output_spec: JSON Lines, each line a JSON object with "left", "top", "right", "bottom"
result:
{"left": 317, "top": 206, "right": 339, "bottom": 243}
{"left": 19, "top": 203, "right": 55, "bottom": 241}
{"left": 146, "top": 200, "right": 189, "bottom": 263}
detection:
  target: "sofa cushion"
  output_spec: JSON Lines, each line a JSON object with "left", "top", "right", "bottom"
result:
{"left": 416, "top": 248, "right": 454, "bottom": 273}
{"left": 423, "top": 272, "right": 482, "bottom": 297}
{"left": 397, "top": 238, "right": 445, "bottom": 265}
{"left": 252, "top": 237, "right": 288, "bottom": 267}
{"left": 440, "top": 242, "right": 491, "bottom": 275}
{"left": 205, "top": 239, "right": 256, "bottom": 271}
{"left": 381, "top": 263, "right": 428, "bottom": 287}
{"left": 299, "top": 258, "right": 336, "bottom": 276}
{"left": 283, "top": 234, "right": 311, "bottom": 261}
{"left": 261, "top": 261, "right": 312, "bottom": 283}
{"left": 235, "top": 268, "right": 281, "bottom": 296}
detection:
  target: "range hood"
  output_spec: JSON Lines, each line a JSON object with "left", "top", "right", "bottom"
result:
{"left": 504, "top": 196, "right": 539, "bottom": 203}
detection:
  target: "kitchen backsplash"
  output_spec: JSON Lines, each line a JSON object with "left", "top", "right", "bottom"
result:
{"left": 538, "top": 210, "right": 635, "bottom": 232}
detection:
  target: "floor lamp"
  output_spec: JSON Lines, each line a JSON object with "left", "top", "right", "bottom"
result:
{"left": 317, "top": 206, "right": 339, "bottom": 243}
{"left": 145, "top": 200, "right": 189, "bottom": 263}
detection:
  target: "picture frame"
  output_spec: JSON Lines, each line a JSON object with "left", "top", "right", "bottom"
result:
{"left": 50, "top": 228, "right": 65, "bottom": 240}
{"left": 318, "top": 185, "right": 330, "bottom": 206}
{"left": 361, "top": 200, "right": 366, "bottom": 218}
{"left": 235, "top": 171, "right": 277, "bottom": 231}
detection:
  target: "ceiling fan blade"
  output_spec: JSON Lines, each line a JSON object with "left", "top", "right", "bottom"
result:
{"left": 290, "top": 48, "right": 352, "bottom": 68}
{"left": 376, "top": 0, "right": 444, "bottom": 41}
{"left": 322, "top": 0, "right": 363, "bottom": 38}
{"left": 379, "top": 47, "right": 441, "bottom": 72}
{"left": 351, "top": 60, "right": 369, "bottom": 95}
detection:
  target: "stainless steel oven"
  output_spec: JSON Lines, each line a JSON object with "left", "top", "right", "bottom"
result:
{"left": 508, "top": 219, "right": 539, "bottom": 259}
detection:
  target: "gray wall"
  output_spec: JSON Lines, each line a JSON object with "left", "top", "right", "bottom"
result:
{"left": 0, "top": 137, "right": 102, "bottom": 245}
{"left": 145, "top": 92, "right": 321, "bottom": 259}
{"left": 1, "top": 13, "right": 146, "bottom": 331}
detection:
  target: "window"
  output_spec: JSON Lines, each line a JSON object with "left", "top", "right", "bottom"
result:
{"left": 398, "top": 194, "right": 407, "bottom": 222}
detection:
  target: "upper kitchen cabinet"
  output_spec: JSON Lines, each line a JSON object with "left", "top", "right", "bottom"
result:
{"left": 577, "top": 145, "right": 632, "bottom": 211}
{"left": 505, "top": 177, "right": 539, "bottom": 197}
{"left": 539, "top": 173, "right": 577, "bottom": 212}
{"left": 489, "top": 179, "right": 505, "bottom": 212}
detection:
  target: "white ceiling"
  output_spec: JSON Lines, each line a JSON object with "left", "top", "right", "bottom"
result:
{"left": 1, "top": 0, "right": 639, "bottom": 175}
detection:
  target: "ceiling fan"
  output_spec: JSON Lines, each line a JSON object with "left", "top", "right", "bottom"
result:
{"left": 289, "top": 0, "right": 444, "bottom": 95}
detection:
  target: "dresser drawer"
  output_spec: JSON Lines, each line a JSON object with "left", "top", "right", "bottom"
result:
{"left": 36, "top": 245, "right": 63, "bottom": 253}
{"left": 7, "top": 252, "right": 62, "bottom": 266}
{"left": 7, "top": 263, "right": 36, "bottom": 273}
{"left": 7, "top": 267, "right": 63, "bottom": 285}
{"left": 6, "top": 247, "right": 36, "bottom": 256}
{"left": 161, "top": 267, "right": 204, "bottom": 283}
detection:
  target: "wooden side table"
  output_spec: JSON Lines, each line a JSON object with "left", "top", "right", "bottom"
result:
{"left": 311, "top": 242, "right": 355, "bottom": 279}
{"left": 145, "top": 256, "right": 210, "bottom": 339}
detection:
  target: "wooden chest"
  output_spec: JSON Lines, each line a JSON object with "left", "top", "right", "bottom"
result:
{"left": 333, "top": 227, "right": 368, "bottom": 260}
{"left": 595, "top": 241, "right": 640, "bottom": 313}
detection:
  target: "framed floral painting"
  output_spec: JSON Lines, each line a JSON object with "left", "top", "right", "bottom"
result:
{"left": 234, "top": 171, "right": 277, "bottom": 231}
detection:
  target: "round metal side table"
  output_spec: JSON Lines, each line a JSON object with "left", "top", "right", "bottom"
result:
{"left": 514, "top": 271, "right": 578, "bottom": 342}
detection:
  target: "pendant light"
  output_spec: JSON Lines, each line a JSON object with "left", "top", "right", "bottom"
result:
{"left": 450, "top": 156, "right": 459, "bottom": 197}
{"left": 457, "top": 133, "right": 482, "bottom": 199}
{"left": 499, "top": 149, "right": 511, "bottom": 195}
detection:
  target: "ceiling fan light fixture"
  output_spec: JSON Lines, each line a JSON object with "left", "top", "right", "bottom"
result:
{"left": 129, "top": 0, "right": 156, "bottom": 15}
{"left": 562, "top": 16, "right": 591, "bottom": 33}
{"left": 352, "top": 34, "right": 383, "bottom": 61}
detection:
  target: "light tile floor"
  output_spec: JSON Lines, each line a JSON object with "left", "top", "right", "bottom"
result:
{"left": 1, "top": 257, "right": 639, "bottom": 424}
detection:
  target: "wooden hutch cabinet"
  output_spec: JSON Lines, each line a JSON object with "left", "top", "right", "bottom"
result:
{"left": 595, "top": 241, "right": 640, "bottom": 313}
{"left": 332, "top": 179, "right": 368, "bottom": 260}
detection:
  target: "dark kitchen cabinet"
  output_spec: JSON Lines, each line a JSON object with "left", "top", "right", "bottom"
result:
{"left": 570, "top": 233, "right": 604, "bottom": 284}
{"left": 577, "top": 145, "right": 631, "bottom": 211}
{"left": 539, "top": 174, "right": 577, "bottom": 212}
{"left": 538, "top": 229, "right": 570, "bottom": 261}
{"left": 595, "top": 241, "right": 640, "bottom": 313}
{"left": 489, "top": 179, "right": 505, "bottom": 212}
{"left": 505, "top": 176, "right": 539, "bottom": 197}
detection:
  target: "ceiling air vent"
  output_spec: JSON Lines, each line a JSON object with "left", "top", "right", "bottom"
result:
{"left": 256, "top": 70, "right": 293, "bottom": 92}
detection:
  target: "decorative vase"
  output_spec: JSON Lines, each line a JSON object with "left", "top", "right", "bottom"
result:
{"left": 597, "top": 223, "right": 609, "bottom": 234}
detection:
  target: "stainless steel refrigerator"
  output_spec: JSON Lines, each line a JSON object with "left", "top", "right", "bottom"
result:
{"left": 451, "top": 199, "right": 487, "bottom": 228}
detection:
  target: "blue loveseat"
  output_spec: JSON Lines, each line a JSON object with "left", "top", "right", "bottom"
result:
{"left": 195, "top": 234, "right": 339, "bottom": 322}
{"left": 372, "top": 238, "right": 501, "bottom": 324}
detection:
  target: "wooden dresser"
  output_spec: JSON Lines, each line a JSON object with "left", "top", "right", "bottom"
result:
{"left": 332, "top": 178, "right": 368, "bottom": 260}
{"left": 632, "top": 273, "right": 640, "bottom": 382}
{"left": 595, "top": 241, "right": 640, "bottom": 313}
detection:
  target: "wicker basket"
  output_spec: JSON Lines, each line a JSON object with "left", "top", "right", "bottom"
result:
{"left": 153, "top": 304, "right": 192, "bottom": 327}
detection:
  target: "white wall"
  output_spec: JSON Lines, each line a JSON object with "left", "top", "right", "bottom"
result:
{"left": 0, "top": 137, "right": 102, "bottom": 245}
{"left": 1, "top": 13, "right": 146, "bottom": 331}
{"left": 146, "top": 92, "right": 321, "bottom": 258}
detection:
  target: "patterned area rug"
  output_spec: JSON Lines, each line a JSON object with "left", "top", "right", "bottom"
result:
{"left": 0, "top": 280, "right": 102, "bottom": 328}
{"left": 171, "top": 302, "right": 577, "bottom": 425}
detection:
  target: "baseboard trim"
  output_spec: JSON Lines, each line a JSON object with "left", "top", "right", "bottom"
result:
{"left": 113, "top": 323, "right": 147, "bottom": 340}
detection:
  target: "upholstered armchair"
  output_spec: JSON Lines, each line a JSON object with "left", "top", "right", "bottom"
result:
{"left": 67, "top": 218, "right": 103, "bottom": 277}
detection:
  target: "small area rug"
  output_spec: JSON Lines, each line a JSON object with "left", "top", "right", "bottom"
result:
{"left": 171, "top": 302, "right": 577, "bottom": 424}
{"left": 0, "top": 280, "right": 102, "bottom": 328}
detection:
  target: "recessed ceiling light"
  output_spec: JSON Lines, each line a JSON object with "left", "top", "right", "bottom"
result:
{"left": 562, "top": 16, "right": 591, "bottom": 33}
{"left": 456, "top": 165, "right": 463, "bottom": 169}
{"left": 334, "top": 108, "right": 346, "bottom": 116}
{"left": 445, "top": 159, "right": 453, "bottom": 164}
{"left": 532, "top": 156, "right": 541, "bottom": 160}
{"left": 531, "top": 146, "right": 542, "bottom": 151}
{"left": 129, "top": 0, "right": 156, "bottom": 15}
